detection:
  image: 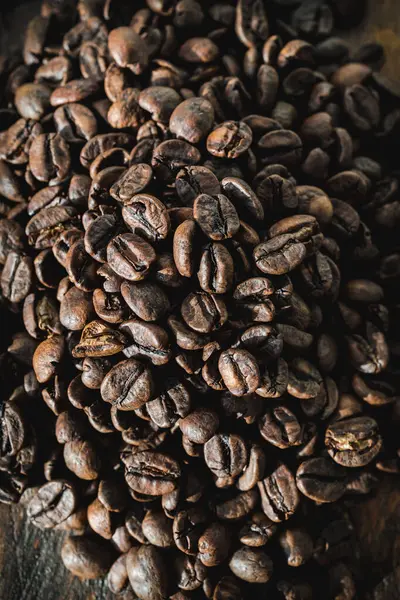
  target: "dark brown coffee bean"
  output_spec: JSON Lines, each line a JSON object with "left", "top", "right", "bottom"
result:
{"left": 120, "top": 319, "right": 171, "bottom": 366}
{"left": 258, "top": 463, "right": 299, "bottom": 522}
{"left": 66, "top": 239, "right": 100, "bottom": 292}
{"left": 229, "top": 547, "right": 273, "bottom": 584}
{"left": 121, "top": 280, "right": 170, "bottom": 322}
{"left": 176, "top": 166, "right": 220, "bottom": 206}
{"left": 24, "top": 293, "right": 62, "bottom": 338}
{"left": 1, "top": 252, "right": 33, "bottom": 303}
{"left": 61, "top": 535, "right": 113, "bottom": 580}
{"left": 142, "top": 510, "right": 173, "bottom": 547}
{"left": 197, "top": 242, "right": 234, "bottom": 294}
{"left": 107, "top": 233, "right": 156, "bottom": 281}
{"left": 15, "top": 82, "right": 51, "bottom": 121}
{"left": 173, "top": 219, "right": 198, "bottom": 278}
{"left": 254, "top": 235, "right": 306, "bottom": 275}
{"left": 29, "top": 133, "right": 70, "bottom": 185}
{"left": 296, "top": 457, "right": 348, "bottom": 503}
{"left": 279, "top": 528, "right": 313, "bottom": 568}
{"left": 27, "top": 481, "right": 77, "bottom": 529}
{"left": 64, "top": 439, "right": 101, "bottom": 480}
{"left": 181, "top": 291, "right": 227, "bottom": 333}
{"left": 174, "top": 554, "right": 207, "bottom": 592}
{"left": 207, "top": 121, "right": 253, "bottom": 159}
{"left": 204, "top": 433, "right": 248, "bottom": 481}
{"left": 110, "top": 164, "right": 153, "bottom": 204}
{"left": 80, "top": 133, "right": 135, "bottom": 169}
{"left": 179, "top": 408, "right": 219, "bottom": 444}
{"left": 179, "top": 37, "right": 219, "bottom": 63}
{"left": 72, "top": 320, "right": 126, "bottom": 358}
{"left": 101, "top": 358, "right": 153, "bottom": 410}
{"left": 123, "top": 450, "right": 180, "bottom": 495}
{"left": 108, "top": 27, "right": 149, "bottom": 74}
{"left": 168, "top": 315, "right": 210, "bottom": 351}
{"left": 138, "top": 86, "right": 182, "bottom": 124}
{"left": 122, "top": 194, "right": 170, "bottom": 242}
{"left": 33, "top": 335, "right": 64, "bottom": 384}
{"left": 259, "top": 406, "right": 303, "bottom": 449}
{"left": 218, "top": 349, "right": 260, "bottom": 396}
{"left": 84, "top": 212, "right": 123, "bottom": 263}
{"left": 170, "top": 97, "right": 215, "bottom": 143}
{"left": 173, "top": 506, "right": 209, "bottom": 555}
{"left": 50, "top": 78, "right": 100, "bottom": 107}
{"left": 198, "top": 522, "right": 230, "bottom": 567}
{"left": 54, "top": 103, "right": 98, "bottom": 143}
{"left": 152, "top": 139, "right": 201, "bottom": 184}
{"left": 236, "top": 0, "right": 269, "bottom": 48}
{"left": 346, "top": 322, "right": 389, "bottom": 374}
{"left": 325, "top": 416, "right": 382, "bottom": 468}
{"left": 194, "top": 194, "right": 240, "bottom": 241}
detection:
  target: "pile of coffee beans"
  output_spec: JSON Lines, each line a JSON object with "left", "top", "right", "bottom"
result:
{"left": 1, "top": 0, "right": 400, "bottom": 598}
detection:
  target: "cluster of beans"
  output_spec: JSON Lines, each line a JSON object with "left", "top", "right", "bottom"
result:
{"left": 0, "top": 0, "right": 399, "bottom": 599}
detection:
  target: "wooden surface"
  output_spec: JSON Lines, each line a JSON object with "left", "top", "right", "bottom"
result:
{"left": 1, "top": 1, "right": 400, "bottom": 598}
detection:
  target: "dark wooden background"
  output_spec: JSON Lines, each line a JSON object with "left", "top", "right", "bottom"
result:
{"left": 1, "top": 1, "right": 400, "bottom": 598}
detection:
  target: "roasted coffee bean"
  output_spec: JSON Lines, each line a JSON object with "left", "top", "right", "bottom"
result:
{"left": 258, "top": 464, "right": 299, "bottom": 522}
{"left": 170, "top": 97, "right": 215, "bottom": 143}
{"left": 179, "top": 408, "right": 219, "bottom": 444}
{"left": 239, "top": 511, "right": 277, "bottom": 547}
{"left": 121, "top": 280, "right": 170, "bottom": 322}
{"left": 259, "top": 406, "right": 303, "bottom": 449}
{"left": 229, "top": 547, "right": 273, "bottom": 584}
{"left": 122, "top": 194, "right": 170, "bottom": 242}
{"left": 198, "top": 243, "right": 234, "bottom": 294}
{"left": 123, "top": 450, "right": 180, "bottom": 495}
{"left": 50, "top": 78, "right": 100, "bottom": 107}
{"left": 121, "top": 319, "right": 171, "bottom": 366}
{"left": 296, "top": 457, "right": 348, "bottom": 503}
{"left": 207, "top": 121, "right": 253, "bottom": 159}
{"left": 27, "top": 481, "right": 77, "bottom": 529}
{"left": 173, "top": 506, "right": 209, "bottom": 555}
{"left": 152, "top": 139, "right": 201, "bottom": 184}
{"left": 198, "top": 522, "right": 230, "bottom": 566}
{"left": 72, "top": 320, "right": 126, "bottom": 358}
{"left": 325, "top": 416, "right": 382, "bottom": 467}
{"left": 107, "top": 233, "right": 156, "bottom": 281}
{"left": 254, "top": 235, "right": 307, "bottom": 275}
{"left": 110, "top": 164, "right": 153, "bottom": 203}
{"left": 100, "top": 358, "right": 153, "bottom": 410}
{"left": 204, "top": 434, "right": 248, "bottom": 482}
{"left": 194, "top": 193, "right": 240, "bottom": 241}
{"left": 1, "top": 252, "right": 33, "bottom": 303}
{"left": 64, "top": 439, "right": 101, "bottom": 480}
{"left": 61, "top": 535, "right": 113, "bottom": 580}
{"left": 80, "top": 133, "right": 135, "bottom": 169}
{"left": 218, "top": 349, "right": 260, "bottom": 396}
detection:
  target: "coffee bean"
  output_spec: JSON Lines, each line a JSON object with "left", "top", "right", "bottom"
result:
{"left": 325, "top": 416, "right": 382, "bottom": 467}
{"left": 54, "top": 103, "right": 98, "bottom": 143}
{"left": 204, "top": 434, "right": 248, "bottom": 481}
{"left": 121, "top": 319, "right": 171, "bottom": 366}
{"left": 107, "top": 233, "right": 156, "bottom": 281}
{"left": 258, "top": 464, "right": 299, "bottom": 522}
{"left": 1, "top": 251, "right": 33, "bottom": 303}
{"left": 122, "top": 194, "right": 170, "bottom": 242}
{"left": 100, "top": 358, "right": 154, "bottom": 410}
{"left": 296, "top": 457, "right": 348, "bottom": 503}
{"left": 27, "top": 480, "right": 77, "bottom": 529}
{"left": 123, "top": 450, "right": 180, "bottom": 495}
{"left": 207, "top": 121, "right": 253, "bottom": 159}
{"left": 229, "top": 547, "right": 273, "bottom": 583}
{"left": 61, "top": 535, "right": 113, "bottom": 580}
{"left": 170, "top": 97, "right": 215, "bottom": 143}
